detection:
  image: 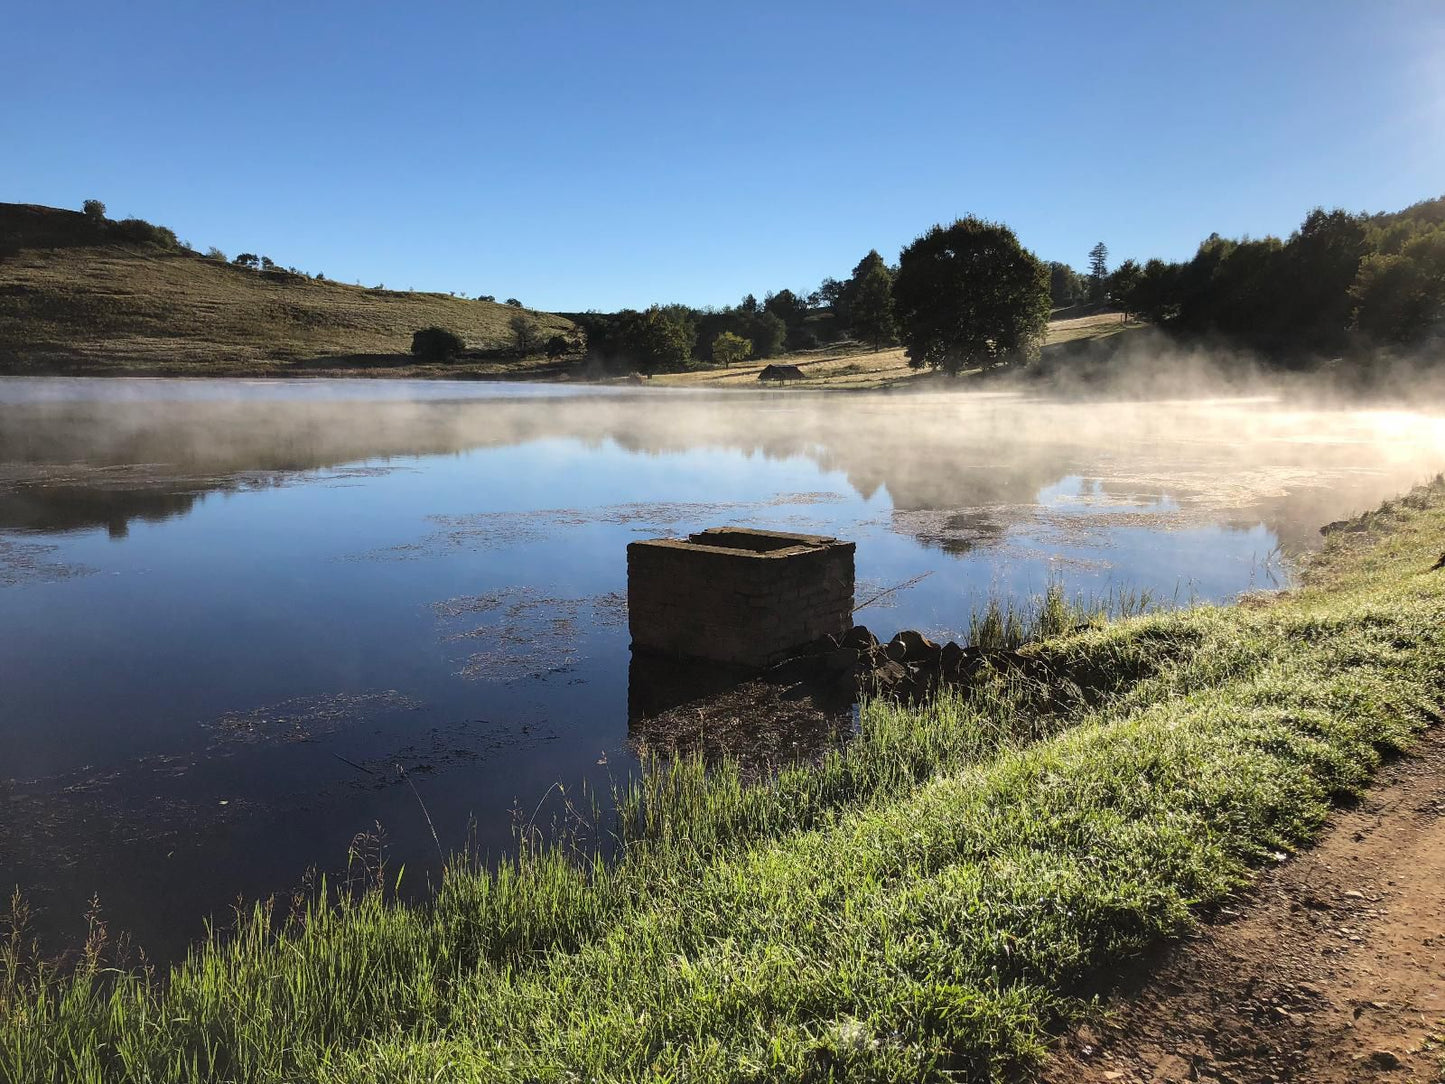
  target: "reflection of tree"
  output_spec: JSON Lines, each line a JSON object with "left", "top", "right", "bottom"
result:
{"left": 0, "top": 393, "right": 1439, "bottom": 554}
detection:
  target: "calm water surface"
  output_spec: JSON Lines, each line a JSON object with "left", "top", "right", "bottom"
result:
{"left": 2, "top": 377, "right": 1442, "bottom": 957}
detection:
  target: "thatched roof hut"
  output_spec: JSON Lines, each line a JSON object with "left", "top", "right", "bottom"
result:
{"left": 758, "top": 364, "right": 805, "bottom": 384}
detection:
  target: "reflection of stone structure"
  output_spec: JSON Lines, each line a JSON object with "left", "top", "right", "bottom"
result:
{"left": 627, "top": 528, "right": 855, "bottom": 668}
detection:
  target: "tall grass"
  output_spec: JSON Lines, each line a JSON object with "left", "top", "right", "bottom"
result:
{"left": 4, "top": 483, "right": 1445, "bottom": 1081}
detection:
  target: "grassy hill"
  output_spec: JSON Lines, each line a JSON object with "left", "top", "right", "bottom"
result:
{"left": 0, "top": 204, "right": 574, "bottom": 377}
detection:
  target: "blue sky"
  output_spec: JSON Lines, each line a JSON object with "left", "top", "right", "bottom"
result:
{"left": 5, "top": 1, "right": 1443, "bottom": 311}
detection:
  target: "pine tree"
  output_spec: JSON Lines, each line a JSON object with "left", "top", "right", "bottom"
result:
{"left": 1088, "top": 242, "right": 1109, "bottom": 302}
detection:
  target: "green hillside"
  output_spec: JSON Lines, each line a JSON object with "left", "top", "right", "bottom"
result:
{"left": 0, "top": 204, "right": 574, "bottom": 376}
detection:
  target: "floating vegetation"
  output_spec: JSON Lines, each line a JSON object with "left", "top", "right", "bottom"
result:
{"left": 207, "top": 690, "right": 424, "bottom": 745}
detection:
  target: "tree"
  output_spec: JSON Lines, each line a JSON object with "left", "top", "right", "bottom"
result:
{"left": 891, "top": 216, "right": 1051, "bottom": 375}
{"left": 813, "top": 277, "right": 846, "bottom": 314}
{"left": 204, "top": 246, "right": 226, "bottom": 261}
{"left": 233, "top": 253, "right": 260, "bottom": 269}
{"left": 739, "top": 293, "right": 759, "bottom": 313}
{"left": 260, "top": 256, "right": 276, "bottom": 272}
{"left": 82, "top": 199, "right": 106, "bottom": 221}
{"left": 1087, "top": 242, "right": 1109, "bottom": 302}
{"left": 763, "top": 288, "right": 808, "bottom": 327}
{"left": 1133, "top": 258, "right": 1181, "bottom": 323}
{"left": 847, "top": 253, "right": 897, "bottom": 350}
{"left": 411, "top": 326, "right": 466, "bottom": 362}
{"left": 477, "top": 294, "right": 495, "bottom": 302}
{"left": 594, "top": 306, "right": 696, "bottom": 374}
{"left": 505, "top": 298, "right": 522, "bottom": 307}
{"left": 1351, "top": 230, "right": 1445, "bottom": 344}
{"left": 737, "top": 310, "right": 786, "bottom": 358}
{"left": 1108, "top": 259, "right": 1143, "bottom": 320}
{"left": 545, "top": 334, "right": 570, "bottom": 359}
{"left": 712, "top": 330, "right": 752, "bottom": 367}
{"left": 509, "top": 313, "right": 540, "bottom": 354}
{"left": 1048, "top": 262, "right": 1084, "bottom": 307}
{"left": 1286, "top": 208, "right": 1367, "bottom": 350}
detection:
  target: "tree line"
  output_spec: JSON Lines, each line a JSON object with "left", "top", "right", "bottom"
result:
{"left": 1065, "top": 196, "right": 1445, "bottom": 361}
{"left": 569, "top": 218, "right": 1053, "bottom": 377}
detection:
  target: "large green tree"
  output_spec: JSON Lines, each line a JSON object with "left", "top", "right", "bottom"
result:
{"left": 892, "top": 217, "right": 1051, "bottom": 375}
{"left": 616, "top": 306, "right": 696, "bottom": 374}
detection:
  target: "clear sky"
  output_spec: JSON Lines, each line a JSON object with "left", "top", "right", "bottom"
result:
{"left": 5, "top": 1, "right": 1443, "bottom": 312}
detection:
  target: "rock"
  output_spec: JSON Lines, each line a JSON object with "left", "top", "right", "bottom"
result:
{"left": 1366, "top": 1049, "right": 1402, "bottom": 1069}
{"left": 840, "top": 624, "right": 878, "bottom": 650}
{"left": 824, "top": 646, "right": 860, "bottom": 674}
{"left": 887, "top": 629, "right": 940, "bottom": 664}
{"left": 940, "top": 641, "right": 964, "bottom": 672}
{"left": 902, "top": 630, "right": 941, "bottom": 662}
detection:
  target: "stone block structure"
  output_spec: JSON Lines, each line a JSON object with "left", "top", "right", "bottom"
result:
{"left": 627, "top": 528, "right": 855, "bottom": 668}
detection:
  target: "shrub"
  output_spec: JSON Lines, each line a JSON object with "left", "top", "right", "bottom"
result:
{"left": 111, "top": 217, "right": 179, "bottom": 248}
{"left": 545, "top": 334, "right": 570, "bottom": 358}
{"left": 411, "top": 326, "right": 466, "bottom": 362}
{"left": 505, "top": 298, "right": 522, "bottom": 307}
{"left": 82, "top": 199, "right": 106, "bottom": 221}
{"left": 508, "top": 313, "right": 539, "bottom": 354}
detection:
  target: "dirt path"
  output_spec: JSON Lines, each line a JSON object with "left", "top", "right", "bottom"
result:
{"left": 1039, "top": 724, "right": 1445, "bottom": 1084}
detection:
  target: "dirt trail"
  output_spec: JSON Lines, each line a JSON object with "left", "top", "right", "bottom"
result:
{"left": 1039, "top": 725, "right": 1445, "bottom": 1084}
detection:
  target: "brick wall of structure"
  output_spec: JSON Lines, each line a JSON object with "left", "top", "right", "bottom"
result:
{"left": 627, "top": 528, "right": 855, "bottom": 668}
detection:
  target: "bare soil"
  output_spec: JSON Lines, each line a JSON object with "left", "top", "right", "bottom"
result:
{"left": 1038, "top": 724, "right": 1445, "bottom": 1084}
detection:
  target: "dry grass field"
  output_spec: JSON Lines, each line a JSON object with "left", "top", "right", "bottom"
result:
{"left": 648, "top": 310, "right": 1142, "bottom": 390}
{"left": 0, "top": 234, "right": 572, "bottom": 377}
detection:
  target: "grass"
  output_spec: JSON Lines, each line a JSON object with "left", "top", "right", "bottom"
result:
{"left": 0, "top": 241, "right": 573, "bottom": 377}
{"left": 5, "top": 477, "right": 1445, "bottom": 1081}
{"left": 649, "top": 312, "right": 1145, "bottom": 391}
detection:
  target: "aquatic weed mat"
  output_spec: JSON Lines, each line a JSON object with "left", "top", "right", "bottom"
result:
{"left": 4, "top": 479, "right": 1445, "bottom": 1082}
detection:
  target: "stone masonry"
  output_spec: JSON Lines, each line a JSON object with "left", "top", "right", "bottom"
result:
{"left": 627, "top": 528, "right": 856, "bottom": 669}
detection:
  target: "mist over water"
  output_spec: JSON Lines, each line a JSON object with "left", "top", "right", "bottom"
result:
{"left": 2, "top": 376, "right": 1442, "bottom": 959}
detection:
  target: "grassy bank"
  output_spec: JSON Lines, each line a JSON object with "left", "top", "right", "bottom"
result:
{"left": 5, "top": 480, "right": 1445, "bottom": 1081}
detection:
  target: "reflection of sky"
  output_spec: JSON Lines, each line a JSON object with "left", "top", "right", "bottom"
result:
{"left": 0, "top": 385, "right": 1436, "bottom": 960}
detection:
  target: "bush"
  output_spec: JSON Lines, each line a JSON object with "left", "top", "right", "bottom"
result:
{"left": 111, "top": 217, "right": 179, "bottom": 249}
{"left": 545, "top": 334, "right": 570, "bottom": 358}
{"left": 509, "top": 313, "right": 540, "bottom": 354}
{"left": 82, "top": 199, "right": 106, "bottom": 221}
{"left": 505, "top": 298, "right": 522, "bottom": 307}
{"left": 410, "top": 326, "right": 466, "bottom": 362}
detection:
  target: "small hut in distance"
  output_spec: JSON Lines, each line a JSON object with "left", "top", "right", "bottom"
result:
{"left": 758, "top": 363, "right": 805, "bottom": 385}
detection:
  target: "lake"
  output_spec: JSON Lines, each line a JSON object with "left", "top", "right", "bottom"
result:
{"left": 2, "top": 377, "right": 1442, "bottom": 959}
